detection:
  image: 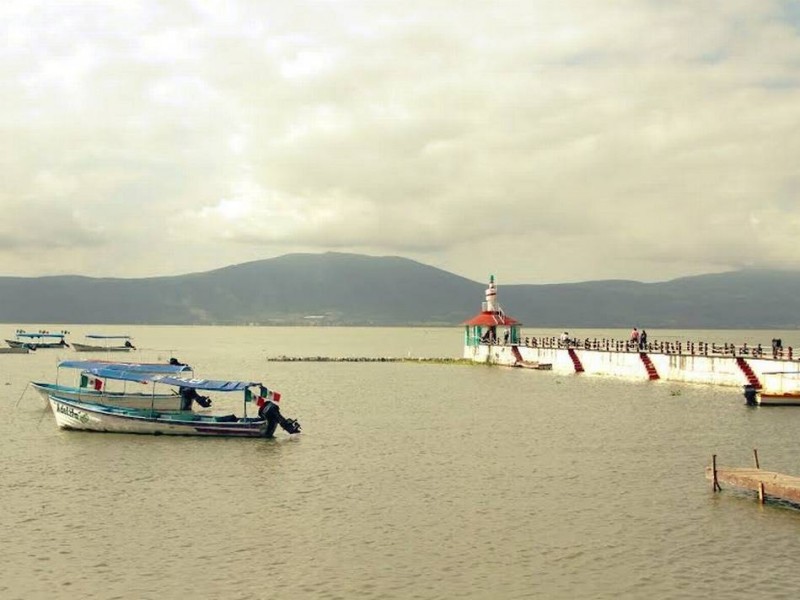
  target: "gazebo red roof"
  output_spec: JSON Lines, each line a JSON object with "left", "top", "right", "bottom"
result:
{"left": 462, "top": 312, "right": 520, "bottom": 327}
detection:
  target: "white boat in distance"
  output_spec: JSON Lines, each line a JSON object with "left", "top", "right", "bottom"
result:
{"left": 72, "top": 335, "right": 136, "bottom": 352}
{"left": 753, "top": 371, "right": 800, "bottom": 406}
{"left": 758, "top": 392, "right": 800, "bottom": 406}
{"left": 49, "top": 371, "right": 302, "bottom": 438}
{"left": 32, "top": 359, "right": 194, "bottom": 411}
{"left": 5, "top": 329, "right": 69, "bottom": 349}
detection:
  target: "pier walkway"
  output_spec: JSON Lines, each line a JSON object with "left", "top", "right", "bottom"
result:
{"left": 514, "top": 335, "right": 793, "bottom": 361}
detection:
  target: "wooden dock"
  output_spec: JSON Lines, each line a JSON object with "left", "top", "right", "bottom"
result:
{"left": 706, "top": 450, "right": 800, "bottom": 504}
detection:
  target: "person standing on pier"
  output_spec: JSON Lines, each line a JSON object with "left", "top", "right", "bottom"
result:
{"left": 639, "top": 329, "right": 648, "bottom": 351}
{"left": 630, "top": 327, "right": 639, "bottom": 348}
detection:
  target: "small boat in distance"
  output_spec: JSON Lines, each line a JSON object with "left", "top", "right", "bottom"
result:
{"left": 5, "top": 329, "right": 69, "bottom": 349}
{"left": 751, "top": 371, "right": 800, "bottom": 406}
{"left": 48, "top": 370, "right": 302, "bottom": 438}
{"left": 72, "top": 335, "right": 136, "bottom": 352}
{"left": 758, "top": 391, "right": 800, "bottom": 406}
{"left": 32, "top": 359, "right": 194, "bottom": 411}
{"left": 0, "top": 347, "right": 30, "bottom": 354}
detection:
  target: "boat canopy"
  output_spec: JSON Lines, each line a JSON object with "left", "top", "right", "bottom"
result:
{"left": 86, "top": 334, "right": 132, "bottom": 339}
{"left": 153, "top": 376, "right": 258, "bottom": 392}
{"left": 84, "top": 368, "right": 259, "bottom": 392}
{"left": 16, "top": 332, "right": 67, "bottom": 339}
{"left": 58, "top": 360, "right": 192, "bottom": 374}
{"left": 761, "top": 371, "right": 800, "bottom": 376}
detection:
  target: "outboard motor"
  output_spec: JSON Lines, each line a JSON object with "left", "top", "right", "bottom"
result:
{"left": 743, "top": 384, "right": 757, "bottom": 406}
{"left": 259, "top": 401, "right": 302, "bottom": 437}
{"left": 281, "top": 418, "right": 302, "bottom": 434}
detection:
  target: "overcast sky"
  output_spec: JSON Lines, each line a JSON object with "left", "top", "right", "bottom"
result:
{"left": 1, "top": 1, "right": 799, "bottom": 284}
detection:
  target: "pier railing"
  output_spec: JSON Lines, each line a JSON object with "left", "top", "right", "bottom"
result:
{"left": 483, "top": 336, "right": 794, "bottom": 360}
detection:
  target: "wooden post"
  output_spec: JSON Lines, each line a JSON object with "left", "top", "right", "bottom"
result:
{"left": 759, "top": 482, "right": 765, "bottom": 504}
{"left": 712, "top": 454, "right": 721, "bottom": 492}
{"left": 753, "top": 448, "right": 760, "bottom": 469}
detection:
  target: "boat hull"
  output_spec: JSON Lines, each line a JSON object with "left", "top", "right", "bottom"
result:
{"left": 757, "top": 392, "right": 800, "bottom": 406}
{"left": 6, "top": 339, "right": 67, "bottom": 349}
{"left": 72, "top": 343, "right": 133, "bottom": 352}
{"left": 49, "top": 395, "right": 271, "bottom": 437}
{"left": 32, "top": 382, "right": 183, "bottom": 411}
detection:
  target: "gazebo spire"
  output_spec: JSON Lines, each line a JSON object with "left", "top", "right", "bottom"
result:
{"left": 463, "top": 275, "right": 521, "bottom": 327}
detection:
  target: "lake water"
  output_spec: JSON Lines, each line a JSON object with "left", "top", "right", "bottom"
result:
{"left": 3, "top": 326, "right": 800, "bottom": 600}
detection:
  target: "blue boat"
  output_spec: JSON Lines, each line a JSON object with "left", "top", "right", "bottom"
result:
{"left": 5, "top": 329, "right": 69, "bottom": 349}
{"left": 32, "top": 359, "right": 194, "bottom": 410}
{"left": 48, "top": 369, "right": 301, "bottom": 438}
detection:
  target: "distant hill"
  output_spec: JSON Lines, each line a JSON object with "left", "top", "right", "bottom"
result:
{"left": 1, "top": 252, "right": 799, "bottom": 328}
{"left": 500, "top": 270, "right": 800, "bottom": 329}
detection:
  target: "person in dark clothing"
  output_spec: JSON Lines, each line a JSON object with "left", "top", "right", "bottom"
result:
{"left": 639, "top": 330, "right": 648, "bottom": 350}
{"left": 179, "top": 386, "right": 212, "bottom": 410}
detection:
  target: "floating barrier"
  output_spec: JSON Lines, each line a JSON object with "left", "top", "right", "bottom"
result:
{"left": 265, "top": 355, "right": 553, "bottom": 369}
{"left": 266, "top": 356, "right": 474, "bottom": 364}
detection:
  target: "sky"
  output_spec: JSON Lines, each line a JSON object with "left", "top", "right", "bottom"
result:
{"left": 1, "top": 1, "right": 799, "bottom": 285}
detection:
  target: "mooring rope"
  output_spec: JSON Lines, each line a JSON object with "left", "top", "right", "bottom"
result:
{"left": 14, "top": 381, "right": 30, "bottom": 409}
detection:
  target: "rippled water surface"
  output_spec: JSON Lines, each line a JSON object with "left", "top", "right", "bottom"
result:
{"left": 3, "top": 326, "right": 800, "bottom": 599}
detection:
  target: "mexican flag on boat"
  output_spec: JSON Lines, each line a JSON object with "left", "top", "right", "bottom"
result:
{"left": 245, "top": 385, "right": 281, "bottom": 406}
{"left": 80, "top": 373, "right": 103, "bottom": 391}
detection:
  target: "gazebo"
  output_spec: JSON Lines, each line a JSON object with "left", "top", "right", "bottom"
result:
{"left": 463, "top": 275, "right": 522, "bottom": 347}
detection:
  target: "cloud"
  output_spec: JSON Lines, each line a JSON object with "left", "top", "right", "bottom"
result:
{"left": 1, "top": 1, "right": 799, "bottom": 283}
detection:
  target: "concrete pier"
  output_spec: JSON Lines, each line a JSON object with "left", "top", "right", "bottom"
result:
{"left": 465, "top": 337, "right": 800, "bottom": 390}
{"left": 460, "top": 276, "right": 799, "bottom": 390}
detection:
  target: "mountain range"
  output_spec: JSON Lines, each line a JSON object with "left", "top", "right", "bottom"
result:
{"left": 1, "top": 252, "right": 799, "bottom": 328}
